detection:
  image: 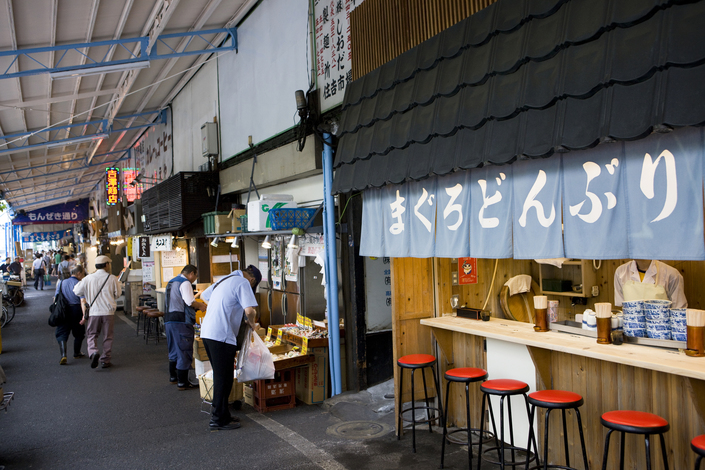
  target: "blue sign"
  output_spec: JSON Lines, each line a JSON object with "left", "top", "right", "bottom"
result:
{"left": 470, "top": 165, "right": 513, "bottom": 258}
{"left": 12, "top": 199, "right": 89, "bottom": 225}
{"left": 21, "top": 230, "right": 72, "bottom": 243}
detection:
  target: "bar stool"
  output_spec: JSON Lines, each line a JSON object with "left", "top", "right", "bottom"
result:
{"left": 525, "top": 390, "right": 588, "bottom": 470}
{"left": 600, "top": 410, "right": 670, "bottom": 470}
{"left": 135, "top": 306, "right": 148, "bottom": 336}
{"left": 440, "top": 367, "right": 494, "bottom": 469}
{"left": 477, "top": 379, "right": 537, "bottom": 469}
{"left": 145, "top": 310, "right": 164, "bottom": 345}
{"left": 397, "top": 353, "right": 443, "bottom": 453}
{"left": 691, "top": 434, "right": 704, "bottom": 470}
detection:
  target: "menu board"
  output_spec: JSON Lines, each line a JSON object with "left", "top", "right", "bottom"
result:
{"left": 161, "top": 249, "right": 188, "bottom": 267}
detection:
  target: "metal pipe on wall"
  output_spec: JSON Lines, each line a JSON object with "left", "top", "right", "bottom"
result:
{"left": 322, "top": 132, "right": 342, "bottom": 396}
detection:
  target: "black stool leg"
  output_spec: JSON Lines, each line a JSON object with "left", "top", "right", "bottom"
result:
{"left": 542, "top": 408, "right": 552, "bottom": 470}
{"left": 465, "top": 383, "right": 472, "bottom": 470}
{"left": 411, "top": 368, "right": 416, "bottom": 453}
{"left": 619, "top": 431, "right": 626, "bottom": 470}
{"left": 524, "top": 404, "right": 536, "bottom": 470}
{"left": 441, "top": 379, "right": 451, "bottom": 469}
{"left": 658, "top": 433, "right": 669, "bottom": 470}
{"left": 500, "top": 396, "right": 506, "bottom": 469}
{"left": 432, "top": 365, "right": 443, "bottom": 432}
{"left": 562, "top": 409, "right": 570, "bottom": 469}
{"left": 524, "top": 394, "right": 539, "bottom": 469}
{"left": 397, "top": 367, "right": 403, "bottom": 441}
{"left": 645, "top": 434, "right": 652, "bottom": 470}
{"left": 489, "top": 395, "right": 502, "bottom": 464}
{"left": 477, "top": 393, "right": 487, "bottom": 470}
{"left": 135, "top": 313, "right": 140, "bottom": 336}
{"left": 601, "top": 428, "right": 615, "bottom": 470}
{"left": 421, "top": 367, "right": 432, "bottom": 433}
{"left": 508, "top": 396, "right": 516, "bottom": 466}
{"left": 575, "top": 408, "right": 589, "bottom": 470}
{"left": 695, "top": 455, "right": 702, "bottom": 470}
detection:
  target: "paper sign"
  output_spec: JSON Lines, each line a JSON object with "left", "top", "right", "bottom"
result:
{"left": 265, "top": 327, "right": 272, "bottom": 342}
{"left": 301, "top": 337, "right": 308, "bottom": 356}
{"left": 161, "top": 249, "right": 188, "bottom": 267}
{"left": 162, "top": 267, "right": 173, "bottom": 281}
{"left": 275, "top": 330, "right": 283, "bottom": 346}
{"left": 458, "top": 257, "right": 478, "bottom": 285}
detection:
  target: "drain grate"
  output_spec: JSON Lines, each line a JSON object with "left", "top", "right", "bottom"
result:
{"left": 326, "top": 421, "right": 392, "bottom": 440}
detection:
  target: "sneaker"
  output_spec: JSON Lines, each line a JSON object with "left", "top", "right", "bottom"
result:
{"left": 60, "top": 356, "right": 67, "bottom": 365}
{"left": 100, "top": 362, "right": 111, "bottom": 369}
{"left": 90, "top": 353, "right": 100, "bottom": 369}
{"left": 177, "top": 382, "right": 198, "bottom": 391}
{"left": 74, "top": 352, "right": 86, "bottom": 359}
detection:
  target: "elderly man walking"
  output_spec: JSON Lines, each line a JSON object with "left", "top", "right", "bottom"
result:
{"left": 73, "top": 255, "right": 121, "bottom": 369}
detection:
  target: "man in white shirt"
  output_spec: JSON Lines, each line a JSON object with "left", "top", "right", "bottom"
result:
{"left": 164, "top": 265, "right": 207, "bottom": 389}
{"left": 614, "top": 260, "right": 687, "bottom": 308}
{"left": 73, "top": 255, "right": 121, "bottom": 369}
{"left": 200, "top": 265, "right": 260, "bottom": 431}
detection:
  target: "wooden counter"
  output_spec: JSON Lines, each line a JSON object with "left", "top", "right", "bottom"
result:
{"left": 420, "top": 315, "right": 705, "bottom": 470}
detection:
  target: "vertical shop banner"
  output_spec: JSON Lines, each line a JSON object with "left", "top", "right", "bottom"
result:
{"left": 122, "top": 168, "right": 141, "bottom": 202}
{"left": 138, "top": 237, "right": 150, "bottom": 258}
{"left": 512, "top": 156, "right": 564, "bottom": 259}
{"left": 458, "top": 257, "right": 478, "bottom": 284}
{"left": 407, "top": 179, "right": 437, "bottom": 258}
{"left": 133, "top": 108, "right": 172, "bottom": 181}
{"left": 435, "top": 171, "right": 471, "bottom": 257}
{"left": 470, "top": 165, "right": 513, "bottom": 258}
{"left": 562, "top": 144, "right": 629, "bottom": 259}
{"left": 359, "top": 188, "right": 385, "bottom": 257}
{"left": 624, "top": 127, "right": 705, "bottom": 260}
{"left": 381, "top": 183, "right": 411, "bottom": 257}
{"left": 106, "top": 167, "right": 120, "bottom": 206}
{"left": 314, "top": 0, "right": 364, "bottom": 112}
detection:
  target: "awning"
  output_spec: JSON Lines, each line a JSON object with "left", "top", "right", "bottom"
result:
{"left": 332, "top": 0, "right": 705, "bottom": 194}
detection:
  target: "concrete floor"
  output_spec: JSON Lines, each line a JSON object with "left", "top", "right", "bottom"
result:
{"left": 0, "top": 280, "right": 503, "bottom": 470}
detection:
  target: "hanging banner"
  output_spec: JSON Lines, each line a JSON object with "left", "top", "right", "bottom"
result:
{"left": 106, "top": 167, "right": 120, "bottom": 206}
{"left": 150, "top": 235, "right": 172, "bottom": 252}
{"left": 624, "top": 127, "right": 705, "bottom": 260}
{"left": 458, "top": 257, "right": 478, "bottom": 285}
{"left": 562, "top": 143, "right": 629, "bottom": 259}
{"left": 21, "top": 230, "right": 71, "bottom": 243}
{"left": 512, "top": 156, "right": 564, "bottom": 260}
{"left": 359, "top": 187, "right": 386, "bottom": 257}
{"left": 133, "top": 108, "right": 172, "bottom": 182}
{"left": 138, "top": 236, "right": 151, "bottom": 258}
{"left": 123, "top": 168, "right": 141, "bottom": 202}
{"left": 435, "top": 171, "right": 470, "bottom": 258}
{"left": 12, "top": 199, "right": 89, "bottom": 225}
{"left": 470, "top": 165, "right": 513, "bottom": 258}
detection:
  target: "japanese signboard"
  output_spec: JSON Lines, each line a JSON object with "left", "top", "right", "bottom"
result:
{"left": 21, "top": 230, "right": 71, "bottom": 243}
{"left": 106, "top": 167, "right": 120, "bottom": 206}
{"left": 314, "top": 0, "right": 364, "bottom": 112}
{"left": 133, "top": 108, "right": 172, "bottom": 182}
{"left": 138, "top": 236, "right": 150, "bottom": 258}
{"left": 12, "top": 199, "right": 89, "bottom": 225}
{"left": 123, "top": 168, "right": 141, "bottom": 202}
{"left": 458, "top": 257, "right": 478, "bottom": 285}
{"left": 150, "top": 235, "right": 172, "bottom": 252}
{"left": 360, "top": 126, "right": 705, "bottom": 260}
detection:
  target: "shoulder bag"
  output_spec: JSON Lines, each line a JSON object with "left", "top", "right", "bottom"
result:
{"left": 48, "top": 280, "right": 69, "bottom": 327}
{"left": 84, "top": 273, "right": 111, "bottom": 319}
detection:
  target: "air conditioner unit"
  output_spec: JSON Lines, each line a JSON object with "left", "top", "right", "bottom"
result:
{"left": 201, "top": 122, "right": 219, "bottom": 157}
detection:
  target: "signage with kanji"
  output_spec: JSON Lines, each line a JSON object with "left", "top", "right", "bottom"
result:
{"left": 123, "top": 168, "right": 141, "bottom": 202}
{"left": 458, "top": 258, "right": 478, "bottom": 285}
{"left": 106, "top": 167, "right": 120, "bottom": 206}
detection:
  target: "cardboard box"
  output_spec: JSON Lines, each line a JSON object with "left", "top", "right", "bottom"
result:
{"left": 295, "top": 347, "right": 328, "bottom": 404}
{"left": 247, "top": 199, "right": 297, "bottom": 232}
{"left": 228, "top": 208, "right": 247, "bottom": 233}
{"left": 193, "top": 338, "right": 209, "bottom": 361}
{"left": 198, "top": 372, "right": 243, "bottom": 403}
{"left": 243, "top": 384, "right": 254, "bottom": 406}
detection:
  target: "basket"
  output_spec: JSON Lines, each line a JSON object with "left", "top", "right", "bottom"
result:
{"left": 268, "top": 208, "right": 316, "bottom": 231}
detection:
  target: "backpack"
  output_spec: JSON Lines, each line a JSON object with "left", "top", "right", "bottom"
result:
{"left": 60, "top": 263, "right": 70, "bottom": 280}
{"left": 48, "top": 280, "right": 70, "bottom": 327}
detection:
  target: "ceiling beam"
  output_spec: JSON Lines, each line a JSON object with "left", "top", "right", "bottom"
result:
{"left": 0, "top": 89, "right": 119, "bottom": 109}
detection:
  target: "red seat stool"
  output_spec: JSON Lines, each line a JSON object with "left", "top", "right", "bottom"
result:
{"left": 600, "top": 410, "right": 670, "bottom": 470}
{"left": 525, "top": 390, "right": 588, "bottom": 470}
{"left": 145, "top": 310, "right": 164, "bottom": 345}
{"left": 396, "top": 354, "right": 443, "bottom": 453}
{"left": 691, "top": 434, "right": 705, "bottom": 470}
{"left": 440, "top": 367, "right": 494, "bottom": 469}
{"left": 477, "top": 379, "right": 537, "bottom": 470}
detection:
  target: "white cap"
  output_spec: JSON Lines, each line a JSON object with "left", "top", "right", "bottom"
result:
{"left": 95, "top": 255, "right": 111, "bottom": 264}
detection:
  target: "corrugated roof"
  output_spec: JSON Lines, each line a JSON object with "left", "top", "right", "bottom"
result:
{"left": 332, "top": 0, "right": 705, "bottom": 194}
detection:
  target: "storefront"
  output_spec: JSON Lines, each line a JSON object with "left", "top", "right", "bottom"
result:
{"left": 334, "top": 0, "right": 705, "bottom": 467}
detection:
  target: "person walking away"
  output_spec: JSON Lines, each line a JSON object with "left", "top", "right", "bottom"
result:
{"left": 73, "top": 255, "right": 120, "bottom": 369}
{"left": 164, "top": 265, "right": 207, "bottom": 389}
{"left": 54, "top": 250, "right": 62, "bottom": 275}
{"left": 199, "top": 265, "right": 261, "bottom": 431}
{"left": 55, "top": 265, "right": 87, "bottom": 364}
{"left": 59, "top": 255, "right": 71, "bottom": 280}
{"left": 33, "top": 253, "right": 46, "bottom": 290}
{"left": 43, "top": 252, "right": 52, "bottom": 277}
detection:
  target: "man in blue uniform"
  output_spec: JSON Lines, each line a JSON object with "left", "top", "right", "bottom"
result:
{"left": 165, "top": 265, "right": 207, "bottom": 390}
{"left": 200, "top": 265, "right": 261, "bottom": 431}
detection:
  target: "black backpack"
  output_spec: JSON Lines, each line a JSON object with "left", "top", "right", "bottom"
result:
{"left": 48, "top": 280, "right": 70, "bottom": 327}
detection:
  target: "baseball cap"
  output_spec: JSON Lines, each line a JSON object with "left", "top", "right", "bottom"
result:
{"left": 95, "top": 255, "right": 111, "bottom": 265}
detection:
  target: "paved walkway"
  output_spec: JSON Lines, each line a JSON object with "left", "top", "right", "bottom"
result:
{"left": 0, "top": 279, "right": 500, "bottom": 469}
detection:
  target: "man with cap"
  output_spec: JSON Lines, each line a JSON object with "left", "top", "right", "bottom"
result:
{"left": 73, "top": 255, "right": 121, "bottom": 369}
{"left": 164, "top": 265, "right": 207, "bottom": 389}
{"left": 199, "top": 265, "right": 261, "bottom": 431}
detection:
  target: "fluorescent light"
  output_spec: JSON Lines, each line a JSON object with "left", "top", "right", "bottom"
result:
{"left": 46, "top": 134, "right": 109, "bottom": 149}
{"left": 261, "top": 235, "right": 271, "bottom": 249}
{"left": 50, "top": 61, "right": 150, "bottom": 80}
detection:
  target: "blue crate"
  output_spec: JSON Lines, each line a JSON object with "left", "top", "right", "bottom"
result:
{"left": 269, "top": 208, "right": 316, "bottom": 230}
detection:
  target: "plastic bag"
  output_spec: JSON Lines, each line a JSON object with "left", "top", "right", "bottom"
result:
{"left": 236, "top": 330, "right": 275, "bottom": 382}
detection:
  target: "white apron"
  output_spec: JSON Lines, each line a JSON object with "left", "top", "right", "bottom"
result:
{"left": 622, "top": 264, "right": 669, "bottom": 302}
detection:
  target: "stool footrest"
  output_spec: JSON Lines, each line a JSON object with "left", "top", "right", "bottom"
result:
{"left": 445, "top": 427, "right": 494, "bottom": 446}
{"left": 480, "top": 445, "right": 537, "bottom": 468}
{"left": 400, "top": 406, "right": 442, "bottom": 425}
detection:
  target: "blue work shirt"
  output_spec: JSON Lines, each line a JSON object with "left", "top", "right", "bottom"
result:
{"left": 200, "top": 270, "right": 258, "bottom": 347}
{"left": 55, "top": 276, "right": 82, "bottom": 305}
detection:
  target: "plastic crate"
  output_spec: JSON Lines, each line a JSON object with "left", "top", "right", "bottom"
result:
{"left": 250, "top": 369, "right": 296, "bottom": 413}
{"left": 268, "top": 208, "right": 317, "bottom": 230}
{"left": 202, "top": 211, "right": 230, "bottom": 234}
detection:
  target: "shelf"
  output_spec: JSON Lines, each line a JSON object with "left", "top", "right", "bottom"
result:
{"left": 542, "top": 290, "right": 587, "bottom": 298}
{"left": 538, "top": 259, "right": 596, "bottom": 298}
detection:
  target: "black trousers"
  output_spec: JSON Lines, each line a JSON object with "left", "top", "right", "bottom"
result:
{"left": 202, "top": 338, "right": 237, "bottom": 426}
{"left": 55, "top": 304, "right": 85, "bottom": 354}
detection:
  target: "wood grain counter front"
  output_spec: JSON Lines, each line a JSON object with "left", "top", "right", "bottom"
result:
{"left": 420, "top": 315, "right": 705, "bottom": 470}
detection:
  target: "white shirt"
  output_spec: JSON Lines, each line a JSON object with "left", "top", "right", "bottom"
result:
{"left": 200, "top": 271, "right": 257, "bottom": 346}
{"left": 32, "top": 258, "right": 45, "bottom": 270}
{"left": 73, "top": 270, "right": 121, "bottom": 316}
{"left": 614, "top": 260, "right": 687, "bottom": 308}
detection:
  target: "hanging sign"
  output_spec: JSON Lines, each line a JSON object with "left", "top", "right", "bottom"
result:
{"left": 458, "top": 258, "right": 478, "bottom": 285}
{"left": 150, "top": 235, "right": 172, "bottom": 252}
{"left": 106, "top": 168, "right": 120, "bottom": 206}
{"left": 21, "top": 230, "right": 71, "bottom": 243}
{"left": 123, "top": 168, "right": 141, "bottom": 202}
{"left": 12, "top": 199, "right": 89, "bottom": 225}
{"left": 138, "top": 237, "right": 150, "bottom": 258}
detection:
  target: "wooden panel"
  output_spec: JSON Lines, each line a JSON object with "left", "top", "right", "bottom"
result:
{"left": 351, "top": 0, "right": 499, "bottom": 80}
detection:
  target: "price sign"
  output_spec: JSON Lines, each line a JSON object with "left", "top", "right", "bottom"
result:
{"left": 301, "top": 337, "right": 308, "bottom": 356}
{"left": 275, "top": 330, "right": 283, "bottom": 346}
{"left": 265, "top": 327, "right": 272, "bottom": 342}
{"left": 296, "top": 313, "right": 303, "bottom": 328}
{"left": 304, "top": 317, "right": 312, "bottom": 330}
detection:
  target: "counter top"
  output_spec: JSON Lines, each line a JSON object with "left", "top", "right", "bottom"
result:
{"left": 420, "top": 316, "right": 705, "bottom": 380}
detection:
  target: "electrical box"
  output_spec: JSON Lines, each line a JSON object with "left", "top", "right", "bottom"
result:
{"left": 201, "top": 122, "right": 218, "bottom": 157}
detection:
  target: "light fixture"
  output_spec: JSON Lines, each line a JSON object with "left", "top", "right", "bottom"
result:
{"left": 210, "top": 237, "right": 220, "bottom": 248}
{"left": 231, "top": 236, "right": 239, "bottom": 248}
{"left": 50, "top": 60, "right": 150, "bottom": 80}
{"left": 46, "top": 134, "right": 110, "bottom": 149}
{"left": 287, "top": 234, "right": 298, "bottom": 249}
{"left": 175, "top": 245, "right": 182, "bottom": 252}
{"left": 261, "top": 235, "right": 271, "bottom": 249}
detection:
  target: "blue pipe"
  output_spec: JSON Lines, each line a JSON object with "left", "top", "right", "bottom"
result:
{"left": 322, "top": 132, "right": 342, "bottom": 396}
